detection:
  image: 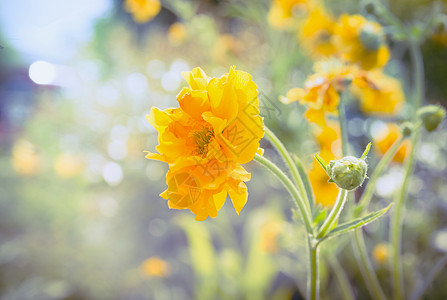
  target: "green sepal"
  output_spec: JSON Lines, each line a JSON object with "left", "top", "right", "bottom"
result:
{"left": 314, "top": 153, "right": 328, "bottom": 172}
{"left": 319, "top": 204, "right": 392, "bottom": 243}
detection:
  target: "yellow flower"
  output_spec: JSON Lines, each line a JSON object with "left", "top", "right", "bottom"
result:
{"left": 282, "top": 59, "right": 356, "bottom": 126}
{"left": 333, "top": 14, "right": 390, "bottom": 70}
{"left": 299, "top": 5, "right": 337, "bottom": 57}
{"left": 309, "top": 123, "right": 341, "bottom": 206}
{"left": 211, "top": 34, "right": 244, "bottom": 65}
{"left": 124, "top": 0, "right": 161, "bottom": 23}
{"left": 372, "top": 243, "right": 389, "bottom": 265}
{"left": 374, "top": 123, "right": 410, "bottom": 163}
{"left": 268, "top": 0, "right": 308, "bottom": 29}
{"left": 168, "top": 22, "right": 187, "bottom": 46}
{"left": 146, "top": 66, "right": 265, "bottom": 221}
{"left": 351, "top": 71, "right": 404, "bottom": 116}
{"left": 54, "top": 154, "right": 83, "bottom": 179}
{"left": 140, "top": 257, "right": 170, "bottom": 277}
{"left": 12, "top": 139, "right": 41, "bottom": 176}
{"left": 260, "top": 220, "right": 282, "bottom": 253}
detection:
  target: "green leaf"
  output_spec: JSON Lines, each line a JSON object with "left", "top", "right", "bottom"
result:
{"left": 320, "top": 204, "right": 393, "bottom": 242}
{"left": 314, "top": 153, "right": 328, "bottom": 171}
{"left": 312, "top": 206, "right": 327, "bottom": 226}
{"left": 361, "top": 142, "right": 372, "bottom": 160}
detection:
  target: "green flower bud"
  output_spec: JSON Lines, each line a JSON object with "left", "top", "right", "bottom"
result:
{"left": 365, "top": 2, "right": 375, "bottom": 15}
{"left": 327, "top": 156, "right": 368, "bottom": 190}
{"left": 360, "top": 27, "right": 382, "bottom": 51}
{"left": 417, "top": 105, "right": 446, "bottom": 132}
{"left": 400, "top": 122, "right": 413, "bottom": 137}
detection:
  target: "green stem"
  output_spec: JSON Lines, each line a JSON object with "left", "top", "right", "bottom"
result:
{"left": 352, "top": 230, "right": 387, "bottom": 300}
{"left": 357, "top": 136, "right": 405, "bottom": 214}
{"left": 338, "top": 88, "right": 387, "bottom": 299}
{"left": 253, "top": 153, "right": 313, "bottom": 232}
{"left": 338, "top": 92, "right": 350, "bottom": 156}
{"left": 391, "top": 39, "right": 425, "bottom": 300}
{"left": 254, "top": 153, "right": 318, "bottom": 299}
{"left": 317, "top": 188, "right": 348, "bottom": 238}
{"left": 329, "top": 255, "right": 355, "bottom": 300}
{"left": 308, "top": 241, "right": 320, "bottom": 300}
{"left": 264, "top": 127, "right": 313, "bottom": 215}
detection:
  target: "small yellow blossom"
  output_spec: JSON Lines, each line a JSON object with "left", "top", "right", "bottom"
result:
{"left": 54, "top": 154, "right": 83, "bottom": 179}
{"left": 268, "top": 0, "right": 308, "bottom": 29}
{"left": 299, "top": 5, "right": 337, "bottom": 57}
{"left": 282, "top": 60, "right": 356, "bottom": 126}
{"left": 168, "top": 22, "right": 187, "bottom": 46}
{"left": 309, "top": 123, "right": 341, "bottom": 206}
{"left": 140, "top": 257, "right": 170, "bottom": 277}
{"left": 260, "top": 221, "right": 282, "bottom": 253}
{"left": 124, "top": 0, "right": 161, "bottom": 23}
{"left": 351, "top": 71, "right": 404, "bottom": 116}
{"left": 211, "top": 34, "right": 244, "bottom": 65}
{"left": 333, "top": 14, "right": 390, "bottom": 70}
{"left": 12, "top": 139, "right": 41, "bottom": 176}
{"left": 146, "top": 66, "right": 264, "bottom": 221}
{"left": 372, "top": 243, "right": 389, "bottom": 265}
{"left": 374, "top": 123, "right": 410, "bottom": 163}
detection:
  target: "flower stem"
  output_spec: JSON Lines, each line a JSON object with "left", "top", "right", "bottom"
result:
{"left": 356, "top": 136, "right": 405, "bottom": 214}
{"left": 337, "top": 88, "right": 386, "bottom": 299}
{"left": 352, "top": 230, "right": 387, "bottom": 300}
{"left": 253, "top": 153, "right": 313, "bottom": 232}
{"left": 317, "top": 188, "right": 348, "bottom": 239}
{"left": 308, "top": 241, "right": 320, "bottom": 300}
{"left": 254, "top": 153, "right": 318, "bottom": 299}
{"left": 329, "top": 255, "right": 355, "bottom": 300}
{"left": 391, "top": 39, "right": 425, "bottom": 300}
{"left": 264, "top": 127, "right": 313, "bottom": 215}
{"left": 338, "top": 92, "right": 351, "bottom": 156}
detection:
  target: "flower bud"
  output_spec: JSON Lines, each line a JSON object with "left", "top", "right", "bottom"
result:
{"left": 400, "top": 122, "right": 413, "bottom": 137}
{"left": 365, "top": 2, "right": 375, "bottom": 15}
{"left": 417, "top": 104, "right": 446, "bottom": 132}
{"left": 360, "top": 26, "right": 382, "bottom": 51}
{"left": 327, "top": 156, "right": 368, "bottom": 190}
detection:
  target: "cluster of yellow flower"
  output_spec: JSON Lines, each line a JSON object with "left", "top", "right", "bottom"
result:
{"left": 146, "top": 67, "right": 264, "bottom": 220}
{"left": 270, "top": 0, "right": 408, "bottom": 206}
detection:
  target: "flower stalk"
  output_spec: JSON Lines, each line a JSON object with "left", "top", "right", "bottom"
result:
{"left": 391, "top": 39, "right": 425, "bottom": 300}
{"left": 317, "top": 188, "right": 348, "bottom": 238}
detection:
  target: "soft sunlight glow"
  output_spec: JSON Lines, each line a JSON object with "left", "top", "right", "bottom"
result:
{"left": 29, "top": 61, "right": 56, "bottom": 85}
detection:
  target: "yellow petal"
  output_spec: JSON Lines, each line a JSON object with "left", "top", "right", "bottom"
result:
{"left": 228, "top": 181, "right": 248, "bottom": 215}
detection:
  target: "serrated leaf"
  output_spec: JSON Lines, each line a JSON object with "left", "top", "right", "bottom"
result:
{"left": 320, "top": 204, "right": 392, "bottom": 242}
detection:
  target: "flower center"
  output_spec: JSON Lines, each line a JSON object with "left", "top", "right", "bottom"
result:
{"left": 190, "top": 126, "right": 214, "bottom": 157}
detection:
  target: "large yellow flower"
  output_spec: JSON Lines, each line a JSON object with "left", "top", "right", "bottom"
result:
{"left": 333, "top": 14, "right": 390, "bottom": 70}
{"left": 373, "top": 123, "right": 410, "bottom": 163}
{"left": 282, "top": 60, "right": 356, "bottom": 126}
{"left": 309, "top": 123, "right": 340, "bottom": 206}
{"left": 124, "top": 0, "right": 161, "bottom": 23}
{"left": 351, "top": 71, "right": 404, "bottom": 116}
{"left": 147, "top": 67, "right": 264, "bottom": 220}
{"left": 299, "top": 5, "right": 337, "bottom": 58}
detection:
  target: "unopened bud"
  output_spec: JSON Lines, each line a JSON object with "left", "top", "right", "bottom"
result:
{"left": 360, "top": 26, "right": 382, "bottom": 51}
{"left": 400, "top": 122, "right": 413, "bottom": 137}
{"left": 327, "top": 156, "right": 368, "bottom": 190}
{"left": 365, "top": 2, "right": 375, "bottom": 15}
{"left": 417, "top": 104, "right": 446, "bottom": 132}
{"left": 315, "top": 143, "right": 370, "bottom": 191}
